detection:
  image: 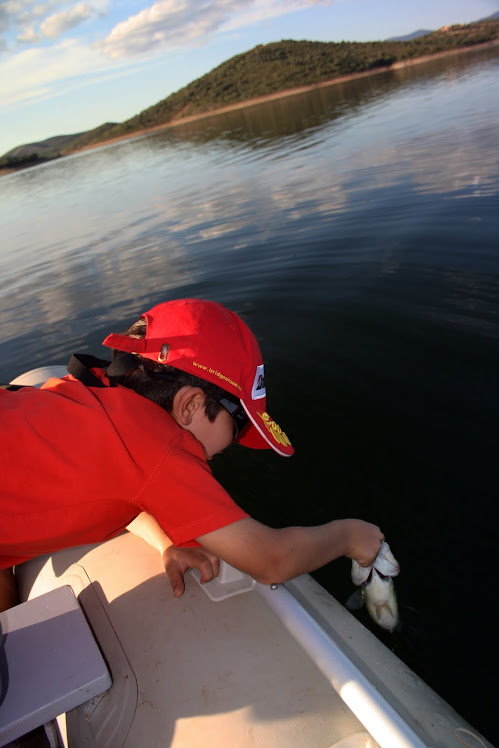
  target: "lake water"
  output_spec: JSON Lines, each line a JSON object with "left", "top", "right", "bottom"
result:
{"left": 1, "top": 45, "right": 498, "bottom": 744}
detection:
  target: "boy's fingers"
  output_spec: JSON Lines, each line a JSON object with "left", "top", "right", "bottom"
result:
{"left": 163, "top": 547, "right": 221, "bottom": 595}
{"left": 198, "top": 555, "right": 218, "bottom": 583}
{"left": 211, "top": 554, "right": 220, "bottom": 579}
{"left": 165, "top": 561, "right": 185, "bottom": 597}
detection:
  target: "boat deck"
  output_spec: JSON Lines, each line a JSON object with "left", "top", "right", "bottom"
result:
{"left": 18, "top": 533, "right": 375, "bottom": 747}
{"left": 16, "top": 532, "right": 490, "bottom": 748}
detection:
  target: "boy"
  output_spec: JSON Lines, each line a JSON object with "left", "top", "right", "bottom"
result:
{"left": 0, "top": 298, "right": 383, "bottom": 610}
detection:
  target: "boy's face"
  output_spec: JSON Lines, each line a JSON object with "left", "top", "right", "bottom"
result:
{"left": 188, "top": 400, "right": 235, "bottom": 460}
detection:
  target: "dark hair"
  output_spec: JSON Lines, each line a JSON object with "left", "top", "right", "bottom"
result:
{"left": 110, "top": 318, "right": 227, "bottom": 421}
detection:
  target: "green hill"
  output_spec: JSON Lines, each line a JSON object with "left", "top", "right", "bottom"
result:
{"left": 0, "top": 132, "right": 85, "bottom": 170}
{"left": 6, "top": 132, "right": 86, "bottom": 159}
{"left": 0, "top": 126, "right": 115, "bottom": 171}
{"left": 3, "top": 18, "right": 498, "bottom": 170}
{"left": 65, "top": 20, "right": 499, "bottom": 152}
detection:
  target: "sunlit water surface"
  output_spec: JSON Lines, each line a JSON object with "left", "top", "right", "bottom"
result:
{"left": 1, "top": 45, "right": 498, "bottom": 744}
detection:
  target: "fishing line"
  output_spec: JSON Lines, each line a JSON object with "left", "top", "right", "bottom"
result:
{"left": 453, "top": 727, "right": 488, "bottom": 748}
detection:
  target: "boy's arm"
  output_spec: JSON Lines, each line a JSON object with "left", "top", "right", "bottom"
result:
{"left": 126, "top": 512, "right": 220, "bottom": 597}
{"left": 126, "top": 512, "right": 172, "bottom": 555}
{"left": 198, "top": 517, "right": 383, "bottom": 585}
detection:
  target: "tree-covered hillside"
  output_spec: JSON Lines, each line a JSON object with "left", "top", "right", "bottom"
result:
{"left": 0, "top": 125, "right": 115, "bottom": 171}
{"left": 62, "top": 19, "right": 499, "bottom": 152}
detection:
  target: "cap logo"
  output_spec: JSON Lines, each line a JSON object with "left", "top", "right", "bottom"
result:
{"left": 257, "top": 411, "right": 291, "bottom": 448}
{"left": 192, "top": 360, "right": 241, "bottom": 391}
{"left": 252, "top": 364, "right": 266, "bottom": 400}
{"left": 158, "top": 344, "right": 170, "bottom": 362}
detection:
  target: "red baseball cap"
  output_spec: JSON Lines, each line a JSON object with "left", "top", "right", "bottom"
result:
{"left": 102, "top": 299, "right": 294, "bottom": 457}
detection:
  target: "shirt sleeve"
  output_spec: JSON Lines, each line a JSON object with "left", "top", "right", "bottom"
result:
{"left": 137, "top": 435, "right": 249, "bottom": 547}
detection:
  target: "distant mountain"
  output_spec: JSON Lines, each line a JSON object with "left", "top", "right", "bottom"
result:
{"left": 388, "top": 9, "right": 499, "bottom": 40}
{"left": 387, "top": 29, "right": 434, "bottom": 42}
{"left": 5, "top": 132, "right": 84, "bottom": 159}
{"left": 2, "top": 133, "right": 85, "bottom": 165}
{"left": 0, "top": 124, "right": 116, "bottom": 169}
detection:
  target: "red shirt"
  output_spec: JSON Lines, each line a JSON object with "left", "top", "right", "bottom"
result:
{"left": 0, "top": 373, "right": 248, "bottom": 568}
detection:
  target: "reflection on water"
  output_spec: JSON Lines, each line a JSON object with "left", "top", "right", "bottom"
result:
{"left": 1, "top": 48, "right": 497, "bottom": 355}
{"left": 1, "top": 44, "right": 498, "bottom": 744}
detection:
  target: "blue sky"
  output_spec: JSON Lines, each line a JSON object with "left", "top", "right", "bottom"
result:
{"left": 1, "top": 0, "right": 497, "bottom": 156}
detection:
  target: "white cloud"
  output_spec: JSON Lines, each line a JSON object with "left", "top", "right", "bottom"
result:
{"left": 0, "top": 0, "right": 332, "bottom": 115}
{"left": 2, "top": 0, "right": 330, "bottom": 58}
{"left": 0, "top": 37, "right": 111, "bottom": 106}
{"left": 101, "top": 0, "right": 234, "bottom": 58}
{"left": 101, "top": 0, "right": 331, "bottom": 59}
{"left": 1, "top": 0, "right": 108, "bottom": 48}
{"left": 17, "top": 25, "right": 40, "bottom": 44}
{"left": 40, "top": 3, "right": 94, "bottom": 39}
{"left": 1, "top": 0, "right": 63, "bottom": 33}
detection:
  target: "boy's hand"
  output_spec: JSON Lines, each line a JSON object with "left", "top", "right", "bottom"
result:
{"left": 344, "top": 520, "right": 384, "bottom": 567}
{"left": 162, "top": 545, "right": 220, "bottom": 598}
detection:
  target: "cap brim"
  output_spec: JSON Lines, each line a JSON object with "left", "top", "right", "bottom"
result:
{"left": 238, "top": 401, "right": 294, "bottom": 457}
{"left": 102, "top": 332, "right": 147, "bottom": 354}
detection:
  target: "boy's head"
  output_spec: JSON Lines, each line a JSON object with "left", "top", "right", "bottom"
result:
{"left": 103, "top": 298, "right": 293, "bottom": 457}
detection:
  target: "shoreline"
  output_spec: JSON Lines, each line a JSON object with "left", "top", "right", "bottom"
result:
{"left": 2, "top": 38, "right": 498, "bottom": 173}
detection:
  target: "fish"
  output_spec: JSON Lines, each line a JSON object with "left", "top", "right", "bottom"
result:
{"left": 348, "top": 541, "right": 400, "bottom": 632}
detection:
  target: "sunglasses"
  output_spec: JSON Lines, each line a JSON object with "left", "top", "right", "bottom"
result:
{"left": 216, "top": 396, "right": 250, "bottom": 440}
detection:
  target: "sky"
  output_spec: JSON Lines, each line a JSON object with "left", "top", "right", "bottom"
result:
{"left": 1, "top": 0, "right": 497, "bottom": 156}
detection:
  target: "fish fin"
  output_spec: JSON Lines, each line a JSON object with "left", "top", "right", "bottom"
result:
{"left": 351, "top": 559, "right": 372, "bottom": 585}
{"left": 345, "top": 588, "right": 365, "bottom": 611}
{"left": 373, "top": 541, "right": 400, "bottom": 577}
